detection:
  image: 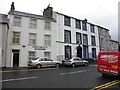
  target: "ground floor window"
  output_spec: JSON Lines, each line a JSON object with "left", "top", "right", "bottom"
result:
{"left": 92, "top": 48, "right": 96, "bottom": 58}
{"left": 44, "top": 52, "right": 51, "bottom": 58}
{"left": 65, "top": 45, "right": 72, "bottom": 59}
{"left": 83, "top": 46, "right": 88, "bottom": 59}
{"left": 29, "top": 51, "right": 36, "bottom": 59}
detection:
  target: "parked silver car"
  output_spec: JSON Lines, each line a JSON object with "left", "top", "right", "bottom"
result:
{"left": 63, "top": 57, "right": 89, "bottom": 67}
{"left": 28, "top": 57, "right": 61, "bottom": 69}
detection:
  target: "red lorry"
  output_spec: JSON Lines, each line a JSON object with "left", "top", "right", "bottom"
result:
{"left": 97, "top": 52, "right": 120, "bottom": 76}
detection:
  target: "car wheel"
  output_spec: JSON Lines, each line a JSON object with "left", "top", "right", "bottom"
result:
{"left": 72, "top": 63, "right": 75, "bottom": 67}
{"left": 56, "top": 63, "right": 60, "bottom": 68}
{"left": 84, "top": 62, "right": 88, "bottom": 66}
{"left": 36, "top": 64, "right": 41, "bottom": 69}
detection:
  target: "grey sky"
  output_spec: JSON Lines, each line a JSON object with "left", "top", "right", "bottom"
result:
{"left": 0, "top": 0, "right": 119, "bottom": 41}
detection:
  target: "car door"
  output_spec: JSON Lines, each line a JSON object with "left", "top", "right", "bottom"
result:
{"left": 39, "top": 58, "right": 47, "bottom": 67}
{"left": 46, "top": 58, "right": 55, "bottom": 66}
{"left": 77, "top": 57, "right": 83, "bottom": 65}
{"left": 73, "top": 57, "right": 80, "bottom": 65}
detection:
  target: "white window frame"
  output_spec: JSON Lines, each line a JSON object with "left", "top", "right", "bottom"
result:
{"left": 29, "top": 18, "right": 37, "bottom": 28}
{"left": 12, "top": 32, "right": 20, "bottom": 44}
{"left": 28, "top": 51, "right": 36, "bottom": 60}
{"left": 44, "top": 35, "right": 51, "bottom": 46}
{"left": 44, "top": 52, "right": 51, "bottom": 58}
{"left": 13, "top": 16, "right": 21, "bottom": 27}
{"left": 44, "top": 21, "right": 51, "bottom": 30}
{"left": 29, "top": 33, "right": 37, "bottom": 46}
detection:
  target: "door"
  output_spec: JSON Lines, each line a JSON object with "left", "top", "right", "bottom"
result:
{"left": 12, "top": 50, "right": 19, "bottom": 67}
{"left": 39, "top": 58, "right": 47, "bottom": 67}
{"left": 77, "top": 45, "right": 82, "bottom": 58}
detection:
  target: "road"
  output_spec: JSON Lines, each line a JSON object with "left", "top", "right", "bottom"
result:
{"left": 1, "top": 64, "right": 120, "bottom": 89}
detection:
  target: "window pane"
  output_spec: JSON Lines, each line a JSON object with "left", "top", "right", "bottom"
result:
{"left": 76, "top": 32, "right": 82, "bottom": 44}
{"left": 12, "top": 32, "right": 20, "bottom": 43}
{"left": 64, "top": 16, "right": 71, "bottom": 27}
{"left": 44, "top": 35, "right": 51, "bottom": 46}
{"left": 91, "top": 36, "right": 96, "bottom": 46}
{"left": 29, "top": 33, "right": 36, "bottom": 45}
{"left": 29, "top": 52, "right": 35, "bottom": 59}
{"left": 82, "top": 21, "right": 87, "bottom": 31}
{"left": 83, "top": 34, "right": 88, "bottom": 45}
{"left": 44, "top": 52, "right": 51, "bottom": 58}
{"left": 64, "top": 30, "right": 71, "bottom": 43}
{"left": 14, "top": 16, "right": 21, "bottom": 26}
{"left": 29, "top": 19, "right": 37, "bottom": 28}
{"left": 44, "top": 21, "right": 51, "bottom": 30}
{"left": 76, "top": 19, "right": 81, "bottom": 29}
{"left": 90, "top": 24, "right": 95, "bottom": 33}
{"left": 65, "top": 46, "right": 71, "bottom": 59}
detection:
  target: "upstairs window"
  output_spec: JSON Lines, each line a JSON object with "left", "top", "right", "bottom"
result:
{"left": 12, "top": 32, "right": 20, "bottom": 44}
{"left": 83, "top": 34, "right": 88, "bottom": 45}
{"left": 13, "top": 16, "right": 21, "bottom": 27}
{"left": 29, "top": 33, "right": 36, "bottom": 45}
{"left": 90, "top": 24, "right": 95, "bottom": 33}
{"left": 44, "top": 21, "right": 51, "bottom": 30}
{"left": 64, "top": 16, "right": 71, "bottom": 27}
{"left": 64, "top": 30, "right": 71, "bottom": 43}
{"left": 44, "top": 35, "right": 51, "bottom": 46}
{"left": 82, "top": 21, "right": 87, "bottom": 31}
{"left": 91, "top": 35, "right": 96, "bottom": 46}
{"left": 76, "top": 19, "right": 81, "bottom": 29}
{"left": 76, "top": 32, "right": 82, "bottom": 44}
{"left": 29, "top": 18, "right": 37, "bottom": 28}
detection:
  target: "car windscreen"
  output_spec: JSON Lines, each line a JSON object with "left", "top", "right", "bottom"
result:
{"left": 31, "top": 57, "right": 39, "bottom": 60}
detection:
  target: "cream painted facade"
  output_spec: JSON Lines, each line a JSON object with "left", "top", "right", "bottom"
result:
{"left": 6, "top": 10, "right": 57, "bottom": 67}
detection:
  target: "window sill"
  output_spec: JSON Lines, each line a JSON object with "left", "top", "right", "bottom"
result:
{"left": 28, "top": 44, "right": 37, "bottom": 46}
{"left": 44, "top": 29, "right": 52, "bottom": 31}
{"left": 12, "top": 25, "right": 22, "bottom": 27}
{"left": 10, "top": 43, "right": 21, "bottom": 45}
{"left": 29, "top": 27, "right": 37, "bottom": 29}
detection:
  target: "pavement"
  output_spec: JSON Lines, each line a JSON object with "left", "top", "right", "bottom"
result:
{"left": 0, "top": 60, "right": 97, "bottom": 71}
{"left": 1, "top": 67, "right": 29, "bottom": 71}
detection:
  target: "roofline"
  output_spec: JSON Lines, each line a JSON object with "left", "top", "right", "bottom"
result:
{"left": 54, "top": 11, "right": 109, "bottom": 31}
{"left": 8, "top": 10, "right": 56, "bottom": 22}
{"left": 109, "top": 39, "right": 119, "bottom": 43}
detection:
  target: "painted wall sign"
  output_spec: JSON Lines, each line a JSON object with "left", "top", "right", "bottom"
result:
{"left": 33, "top": 46, "right": 47, "bottom": 50}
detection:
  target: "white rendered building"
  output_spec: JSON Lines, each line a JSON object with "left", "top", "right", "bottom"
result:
{"left": 50, "top": 9, "right": 100, "bottom": 61}
{"left": 5, "top": 3, "right": 100, "bottom": 67}
{"left": 6, "top": 4, "right": 57, "bottom": 67}
{"left": 0, "top": 14, "right": 9, "bottom": 67}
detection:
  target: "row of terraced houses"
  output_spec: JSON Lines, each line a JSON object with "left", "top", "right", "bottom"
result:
{"left": 0, "top": 2, "right": 119, "bottom": 67}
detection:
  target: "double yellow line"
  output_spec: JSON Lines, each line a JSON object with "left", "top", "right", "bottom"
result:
{"left": 90, "top": 80, "right": 120, "bottom": 90}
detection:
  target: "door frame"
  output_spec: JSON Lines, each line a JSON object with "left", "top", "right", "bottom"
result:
{"left": 12, "top": 50, "right": 20, "bottom": 67}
